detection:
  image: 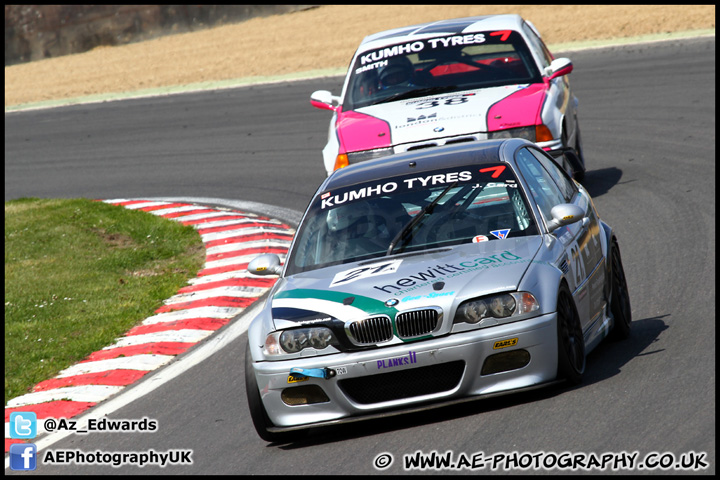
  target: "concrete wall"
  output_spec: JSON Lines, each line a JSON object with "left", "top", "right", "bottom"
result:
{"left": 5, "top": 5, "right": 316, "bottom": 66}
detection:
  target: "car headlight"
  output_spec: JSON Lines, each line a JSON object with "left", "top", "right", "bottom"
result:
{"left": 335, "top": 148, "right": 393, "bottom": 170}
{"left": 453, "top": 292, "right": 540, "bottom": 328}
{"left": 263, "top": 326, "right": 337, "bottom": 356}
{"left": 488, "top": 126, "right": 536, "bottom": 142}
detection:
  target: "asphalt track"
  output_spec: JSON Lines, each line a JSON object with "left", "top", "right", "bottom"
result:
{"left": 4, "top": 36, "right": 715, "bottom": 474}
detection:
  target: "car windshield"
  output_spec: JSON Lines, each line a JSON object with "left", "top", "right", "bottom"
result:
{"left": 286, "top": 163, "right": 539, "bottom": 275}
{"left": 344, "top": 30, "right": 542, "bottom": 110}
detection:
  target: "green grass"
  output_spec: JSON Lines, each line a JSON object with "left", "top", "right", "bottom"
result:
{"left": 4, "top": 198, "right": 206, "bottom": 404}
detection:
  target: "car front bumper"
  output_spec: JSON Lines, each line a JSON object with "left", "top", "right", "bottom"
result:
{"left": 251, "top": 312, "right": 559, "bottom": 429}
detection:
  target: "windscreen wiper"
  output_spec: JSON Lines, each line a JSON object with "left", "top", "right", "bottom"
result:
{"left": 386, "top": 182, "right": 458, "bottom": 256}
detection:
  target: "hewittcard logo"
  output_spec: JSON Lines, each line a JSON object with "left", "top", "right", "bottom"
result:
{"left": 372, "top": 251, "right": 523, "bottom": 295}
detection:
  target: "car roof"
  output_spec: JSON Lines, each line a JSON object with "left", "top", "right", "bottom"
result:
{"left": 359, "top": 14, "right": 527, "bottom": 51}
{"left": 323, "top": 138, "right": 531, "bottom": 190}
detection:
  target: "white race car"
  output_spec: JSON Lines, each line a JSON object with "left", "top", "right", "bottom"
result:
{"left": 311, "top": 14, "right": 585, "bottom": 180}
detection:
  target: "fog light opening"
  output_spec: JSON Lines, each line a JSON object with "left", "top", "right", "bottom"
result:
{"left": 281, "top": 385, "right": 330, "bottom": 406}
{"left": 481, "top": 349, "right": 531, "bottom": 375}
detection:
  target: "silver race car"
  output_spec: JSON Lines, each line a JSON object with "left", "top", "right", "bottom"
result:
{"left": 245, "top": 139, "right": 630, "bottom": 442}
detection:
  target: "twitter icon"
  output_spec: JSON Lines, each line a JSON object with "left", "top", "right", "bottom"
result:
{"left": 9, "top": 412, "right": 37, "bottom": 439}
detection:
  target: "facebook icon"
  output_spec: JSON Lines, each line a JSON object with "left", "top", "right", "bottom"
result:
{"left": 9, "top": 443, "right": 37, "bottom": 471}
{"left": 9, "top": 411, "right": 37, "bottom": 439}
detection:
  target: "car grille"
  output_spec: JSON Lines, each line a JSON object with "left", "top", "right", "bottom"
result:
{"left": 401, "top": 135, "right": 481, "bottom": 153}
{"left": 338, "top": 361, "right": 465, "bottom": 404}
{"left": 559, "top": 258, "right": 570, "bottom": 274}
{"left": 347, "top": 316, "right": 393, "bottom": 345}
{"left": 395, "top": 308, "right": 441, "bottom": 338}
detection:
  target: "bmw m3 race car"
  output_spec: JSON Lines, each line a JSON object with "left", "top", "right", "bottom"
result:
{"left": 311, "top": 14, "right": 586, "bottom": 180}
{"left": 244, "top": 138, "right": 630, "bottom": 442}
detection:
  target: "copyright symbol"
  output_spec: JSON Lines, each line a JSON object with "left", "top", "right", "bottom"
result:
{"left": 44, "top": 418, "right": 56, "bottom": 432}
{"left": 374, "top": 452, "right": 393, "bottom": 470}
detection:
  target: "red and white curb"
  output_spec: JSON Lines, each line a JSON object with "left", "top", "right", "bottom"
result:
{"left": 5, "top": 199, "right": 295, "bottom": 452}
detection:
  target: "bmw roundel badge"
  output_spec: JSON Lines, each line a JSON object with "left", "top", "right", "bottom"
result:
{"left": 385, "top": 298, "right": 399, "bottom": 307}
{"left": 433, "top": 126, "right": 445, "bottom": 132}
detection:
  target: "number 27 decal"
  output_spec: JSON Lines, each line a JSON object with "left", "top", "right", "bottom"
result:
{"left": 330, "top": 259, "right": 403, "bottom": 287}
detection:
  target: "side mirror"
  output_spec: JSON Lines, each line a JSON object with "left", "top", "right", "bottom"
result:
{"left": 546, "top": 204, "right": 585, "bottom": 232}
{"left": 247, "top": 253, "right": 283, "bottom": 276}
{"left": 310, "top": 90, "right": 340, "bottom": 111}
{"left": 545, "top": 58, "right": 573, "bottom": 80}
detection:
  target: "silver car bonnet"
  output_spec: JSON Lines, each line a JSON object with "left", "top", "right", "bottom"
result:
{"left": 270, "top": 236, "right": 542, "bottom": 330}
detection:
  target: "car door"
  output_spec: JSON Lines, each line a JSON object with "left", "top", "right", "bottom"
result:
{"left": 514, "top": 147, "right": 605, "bottom": 331}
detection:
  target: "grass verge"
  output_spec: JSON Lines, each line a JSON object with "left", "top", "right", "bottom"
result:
{"left": 4, "top": 198, "right": 205, "bottom": 404}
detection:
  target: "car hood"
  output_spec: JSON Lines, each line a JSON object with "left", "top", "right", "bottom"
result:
{"left": 338, "top": 84, "right": 546, "bottom": 153}
{"left": 270, "top": 236, "right": 542, "bottom": 329}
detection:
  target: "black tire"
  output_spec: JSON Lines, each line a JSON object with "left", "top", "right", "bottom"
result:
{"left": 561, "top": 126, "right": 585, "bottom": 183}
{"left": 556, "top": 283, "right": 585, "bottom": 385}
{"left": 609, "top": 241, "right": 632, "bottom": 340}
{"left": 244, "top": 344, "right": 307, "bottom": 443}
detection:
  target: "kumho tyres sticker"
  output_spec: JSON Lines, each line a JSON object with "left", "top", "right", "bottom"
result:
{"left": 320, "top": 170, "right": 473, "bottom": 209}
{"left": 358, "top": 33, "right": 491, "bottom": 69}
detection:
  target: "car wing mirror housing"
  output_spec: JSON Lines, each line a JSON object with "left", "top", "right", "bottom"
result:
{"left": 546, "top": 58, "right": 573, "bottom": 80}
{"left": 310, "top": 90, "right": 340, "bottom": 111}
{"left": 547, "top": 204, "right": 585, "bottom": 233}
{"left": 248, "top": 253, "right": 283, "bottom": 276}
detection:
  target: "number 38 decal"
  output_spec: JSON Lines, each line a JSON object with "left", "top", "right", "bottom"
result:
{"left": 415, "top": 96, "right": 469, "bottom": 109}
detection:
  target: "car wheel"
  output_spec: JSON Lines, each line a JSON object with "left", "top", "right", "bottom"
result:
{"left": 556, "top": 283, "right": 585, "bottom": 385}
{"left": 244, "top": 344, "right": 307, "bottom": 443}
{"left": 562, "top": 124, "right": 585, "bottom": 183}
{"left": 609, "top": 241, "right": 632, "bottom": 340}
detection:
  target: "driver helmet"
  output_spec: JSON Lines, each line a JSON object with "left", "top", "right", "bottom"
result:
{"left": 379, "top": 56, "right": 415, "bottom": 89}
{"left": 327, "top": 202, "right": 371, "bottom": 233}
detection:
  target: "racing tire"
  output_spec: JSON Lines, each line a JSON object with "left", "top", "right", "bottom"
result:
{"left": 562, "top": 125, "right": 585, "bottom": 183}
{"left": 556, "top": 283, "right": 585, "bottom": 385}
{"left": 244, "top": 344, "right": 307, "bottom": 443}
{"left": 608, "top": 241, "right": 632, "bottom": 340}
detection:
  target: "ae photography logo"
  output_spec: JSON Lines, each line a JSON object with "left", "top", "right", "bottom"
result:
{"left": 7, "top": 411, "right": 193, "bottom": 470}
{"left": 373, "top": 450, "right": 709, "bottom": 472}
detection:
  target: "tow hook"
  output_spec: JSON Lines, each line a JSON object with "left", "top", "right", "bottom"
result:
{"left": 289, "top": 367, "right": 337, "bottom": 380}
